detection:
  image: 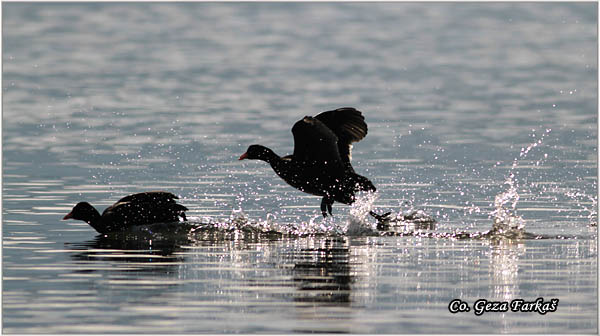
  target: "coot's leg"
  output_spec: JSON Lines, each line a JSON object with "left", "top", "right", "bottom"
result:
{"left": 321, "top": 197, "right": 334, "bottom": 217}
{"left": 321, "top": 197, "right": 328, "bottom": 217}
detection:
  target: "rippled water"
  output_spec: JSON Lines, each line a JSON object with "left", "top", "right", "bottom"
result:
{"left": 2, "top": 2, "right": 597, "bottom": 334}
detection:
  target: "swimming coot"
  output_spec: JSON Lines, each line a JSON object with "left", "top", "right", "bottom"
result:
{"left": 62, "top": 191, "right": 188, "bottom": 234}
{"left": 239, "top": 107, "right": 376, "bottom": 217}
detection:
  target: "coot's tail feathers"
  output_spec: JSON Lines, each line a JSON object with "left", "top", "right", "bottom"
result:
{"left": 166, "top": 203, "right": 188, "bottom": 212}
{"left": 347, "top": 173, "right": 376, "bottom": 193}
{"left": 162, "top": 203, "right": 188, "bottom": 221}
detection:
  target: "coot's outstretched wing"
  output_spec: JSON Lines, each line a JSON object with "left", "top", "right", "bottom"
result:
{"left": 102, "top": 191, "right": 188, "bottom": 231}
{"left": 291, "top": 116, "right": 345, "bottom": 172}
{"left": 314, "top": 107, "right": 368, "bottom": 172}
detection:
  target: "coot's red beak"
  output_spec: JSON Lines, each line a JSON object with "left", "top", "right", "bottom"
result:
{"left": 239, "top": 152, "right": 248, "bottom": 160}
{"left": 62, "top": 211, "right": 73, "bottom": 220}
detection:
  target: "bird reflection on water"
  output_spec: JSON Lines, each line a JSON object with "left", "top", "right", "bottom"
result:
{"left": 291, "top": 237, "right": 353, "bottom": 305}
{"left": 65, "top": 231, "right": 361, "bottom": 311}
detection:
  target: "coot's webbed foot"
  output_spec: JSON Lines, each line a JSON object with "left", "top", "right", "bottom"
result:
{"left": 369, "top": 211, "right": 391, "bottom": 221}
{"left": 370, "top": 211, "right": 392, "bottom": 230}
{"left": 321, "top": 197, "right": 334, "bottom": 217}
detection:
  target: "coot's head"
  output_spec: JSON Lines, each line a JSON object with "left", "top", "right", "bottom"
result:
{"left": 63, "top": 202, "right": 98, "bottom": 222}
{"left": 239, "top": 144, "right": 273, "bottom": 161}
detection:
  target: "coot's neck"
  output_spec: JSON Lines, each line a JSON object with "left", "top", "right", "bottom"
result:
{"left": 257, "top": 147, "right": 295, "bottom": 179}
{"left": 257, "top": 147, "right": 282, "bottom": 166}
{"left": 83, "top": 208, "right": 104, "bottom": 233}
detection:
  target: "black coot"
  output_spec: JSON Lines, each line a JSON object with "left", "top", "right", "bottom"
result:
{"left": 239, "top": 107, "right": 376, "bottom": 217}
{"left": 62, "top": 191, "right": 188, "bottom": 234}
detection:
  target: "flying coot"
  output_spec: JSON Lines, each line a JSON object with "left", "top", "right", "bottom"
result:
{"left": 62, "top": 191, "right": 188, "bottom": 234}
{"left": 239, "top": 107, "right": 377, "bottom": 217}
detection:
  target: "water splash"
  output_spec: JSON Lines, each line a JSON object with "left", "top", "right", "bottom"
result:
{"left": 487, "top": 129, "right": 552, "bottom": 238}
{"left": 490, "top": 173, "right": 525, "bottom": 234}
{"left": 184, "top": 208, "right": 283, "bottom": 240}
{"left": 565, "top": 190, "right": 598, "bottom": 226}
{"left": 374, "top": 207, "right": 436, "bottom": 232}
{"left": 512, "top": 128, "right": 552, "bottom": 170}
{"left": 176, "top": 193, "right": 384, "bottom": 238}
{"left": 345, "top": 191, "right": 378, "bottom": 236}
{"left": 290, "top": 215, "right": 343, "bottom": 236}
